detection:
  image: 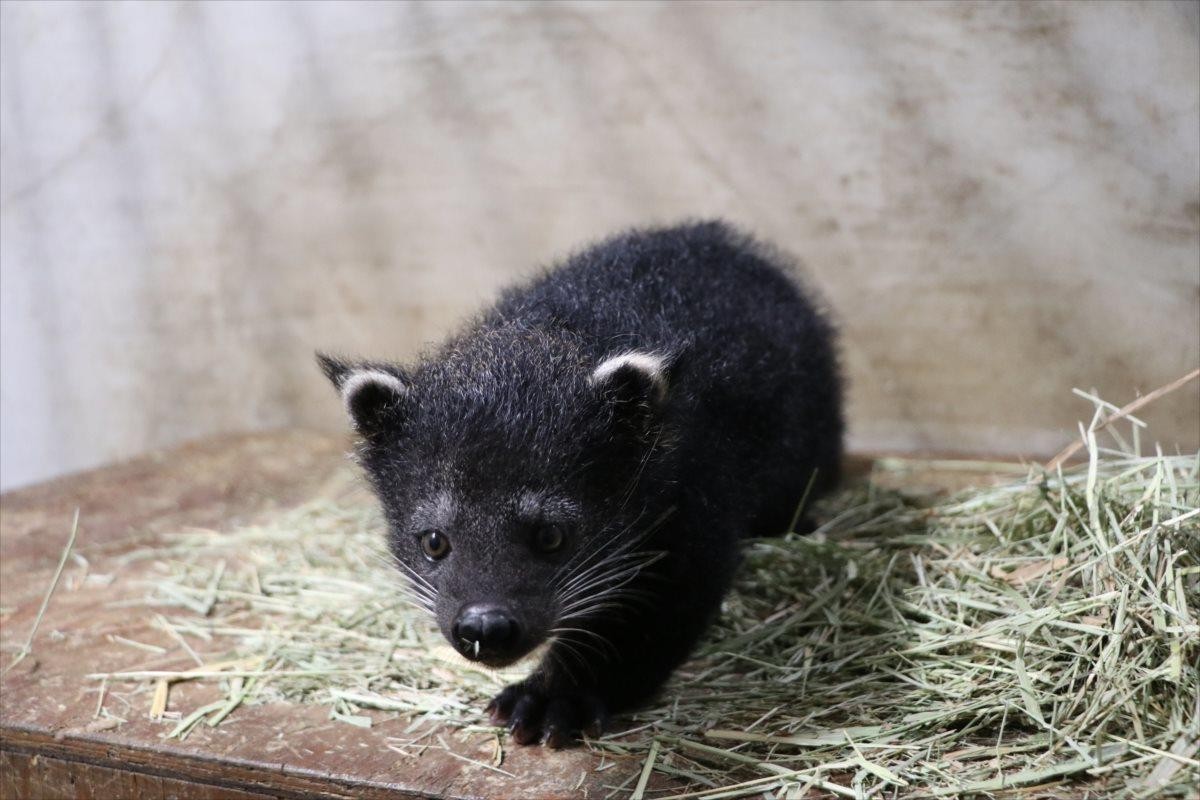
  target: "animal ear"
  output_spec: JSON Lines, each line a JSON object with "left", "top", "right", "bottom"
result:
{"left": 590, "top": 351, "right": 671, "bottom": 424}
{"left": 317, "top": 353, "right": 409, "bottom": 436}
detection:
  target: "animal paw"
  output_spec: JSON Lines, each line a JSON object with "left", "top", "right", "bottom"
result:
{"left": 485, "top": 680, "right": 607, "bottom": 748}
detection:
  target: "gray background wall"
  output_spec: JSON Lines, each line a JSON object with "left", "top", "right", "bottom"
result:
{"left": 2, "top": 0, "right": 1198, "bottom": 491}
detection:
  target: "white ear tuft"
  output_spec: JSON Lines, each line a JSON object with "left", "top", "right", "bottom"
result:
{"left": 340, "top": 369, "right": 408, "bottom": 425}
{"left": 590, "top": 351, "right": 669, "bottom": 401}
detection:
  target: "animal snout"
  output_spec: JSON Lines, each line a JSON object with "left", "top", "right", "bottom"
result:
{"left": 452, "top": 604, "right": 522, "bottom": 661}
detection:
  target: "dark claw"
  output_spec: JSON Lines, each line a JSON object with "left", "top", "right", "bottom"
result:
{"left": 582, "top": 713, "right": 606, "bottom": 740}
{"left": 485, "top": 680, "right": 607, "bottom": 747}
{"left": 543, "top": 725, "right": 572, "bottom": 749}
{"left": 485, "top": 684, "right": 522, "bottom": 726}
{"left": 508, "top": 693, "right": 544, "bottom": 745}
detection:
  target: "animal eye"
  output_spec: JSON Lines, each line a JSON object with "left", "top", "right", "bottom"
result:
{"left": 419, "top": 530, "right": 451, "bottom": 560}
{"left": 532, "top": 524, "right": 565, "bottom": 554}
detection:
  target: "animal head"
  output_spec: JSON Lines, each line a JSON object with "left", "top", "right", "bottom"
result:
{"left": 318, "top": 329, "right": 678, "bottom": 668}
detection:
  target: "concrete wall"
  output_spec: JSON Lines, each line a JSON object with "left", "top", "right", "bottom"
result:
{"left": 2, "top": 0, "right": 1198, "bottom": 491}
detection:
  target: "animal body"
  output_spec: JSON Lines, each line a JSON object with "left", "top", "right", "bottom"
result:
{"left": 319, "top": 221, "right": 842, "bottom": 747}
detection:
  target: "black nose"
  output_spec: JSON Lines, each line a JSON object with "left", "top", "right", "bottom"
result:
{"left": 452, "top": 604, "right": 521, "bottom": 660}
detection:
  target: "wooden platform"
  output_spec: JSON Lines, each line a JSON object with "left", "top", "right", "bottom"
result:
{"left": 0, "top": 432, "right": 1023, "bottom": 799}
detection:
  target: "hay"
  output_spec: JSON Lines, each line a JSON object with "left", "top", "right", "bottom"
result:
{"left": 92, "top": 392, "right": 1199, "bottom": 798}
{"left": 4, "top": 508, "right": 79, "bottom": 676}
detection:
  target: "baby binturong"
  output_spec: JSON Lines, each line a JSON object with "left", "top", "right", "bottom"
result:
{"left": 319, "top": 221, "right": 843, "bottom": 747}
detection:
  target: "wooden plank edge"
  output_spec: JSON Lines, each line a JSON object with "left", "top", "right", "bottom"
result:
{"left": 0, "top": 724, "right": 451, "bottom": 800}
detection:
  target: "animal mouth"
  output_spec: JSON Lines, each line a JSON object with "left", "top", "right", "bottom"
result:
{"left": 449, "top": 602, "right": 541, "bottom": 667}
{"left": 452, "top": 634, "right": 541, "bottom": 668}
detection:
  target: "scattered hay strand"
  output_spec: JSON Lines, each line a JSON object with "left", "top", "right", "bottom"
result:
{"left": 1043, "top": 368, "right": 1198, "bottom": 473}
{"left": 90, "top": 390, "right": 1199, "bottom": 797}
{"left": 4, "top": 508, "right": 79, "bottom": 676}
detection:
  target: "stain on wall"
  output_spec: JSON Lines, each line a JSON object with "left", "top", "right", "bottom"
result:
{"left": 1, "top": 1, "right": 1197, "bottom": 490}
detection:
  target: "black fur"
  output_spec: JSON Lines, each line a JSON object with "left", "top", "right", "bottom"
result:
{"left": 319, "top": 221, "right": 842, "bottom": 747}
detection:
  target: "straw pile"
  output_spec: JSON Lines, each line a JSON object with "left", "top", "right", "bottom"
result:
{"left": 92, "top": 393, "right": 1199, "bottom": 798}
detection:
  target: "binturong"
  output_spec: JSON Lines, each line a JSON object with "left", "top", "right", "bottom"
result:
{"left": 318, "top": 221, "right": 842, "bottom": 747}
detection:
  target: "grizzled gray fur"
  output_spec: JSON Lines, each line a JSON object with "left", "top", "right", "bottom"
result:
{"left": 319, "top": 220, "right": 842, "bottom": 747}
